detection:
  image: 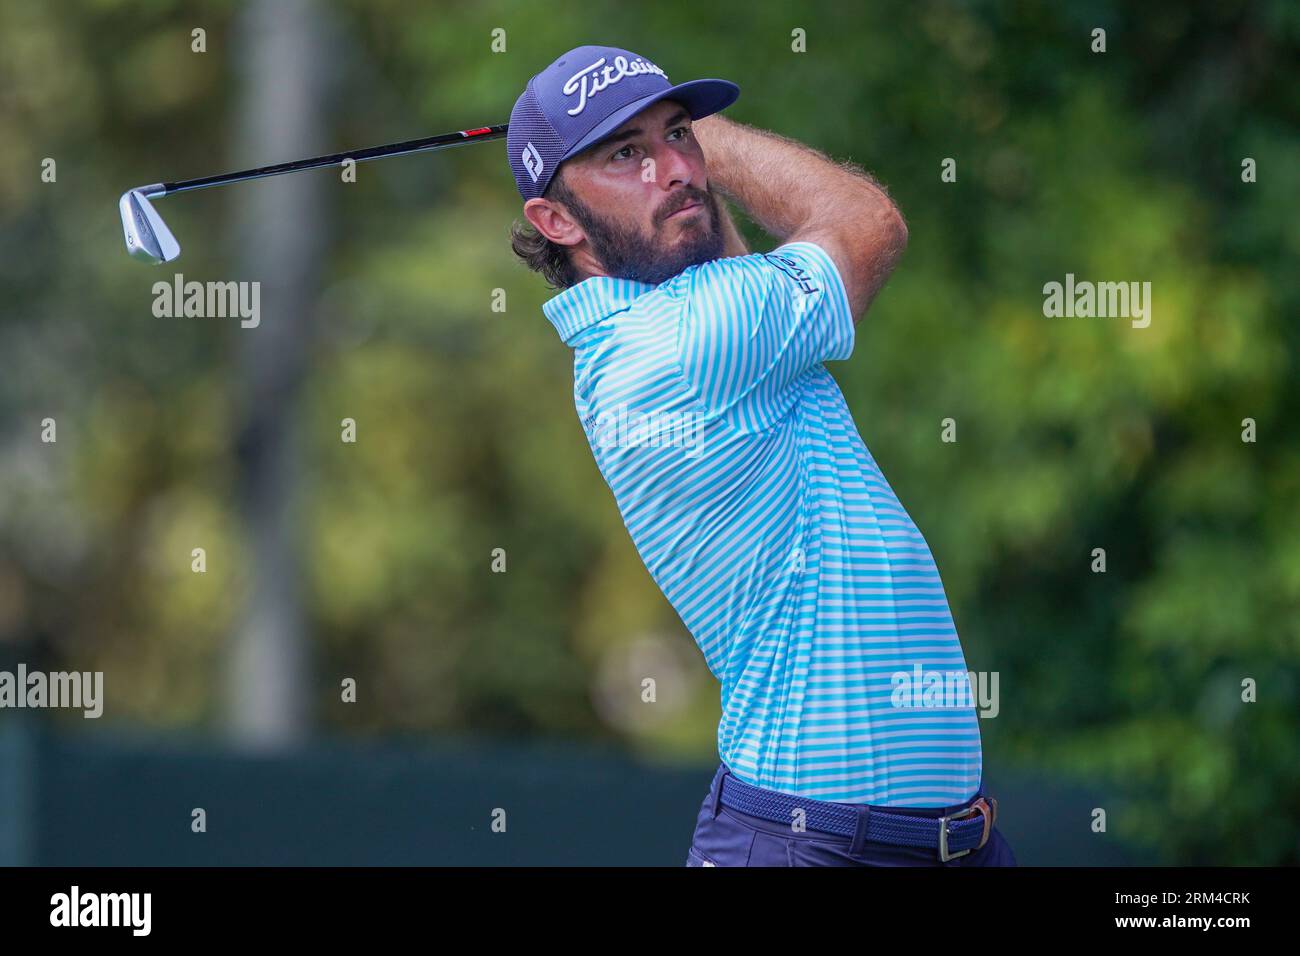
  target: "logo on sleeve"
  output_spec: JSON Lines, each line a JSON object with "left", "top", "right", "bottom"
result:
{"left": 764, "top": 251, "right": 820, "bottom": 295}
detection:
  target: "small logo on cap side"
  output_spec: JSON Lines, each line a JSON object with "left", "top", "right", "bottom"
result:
{"left": 522, "top": 142, "right": 544, "bottom": 183}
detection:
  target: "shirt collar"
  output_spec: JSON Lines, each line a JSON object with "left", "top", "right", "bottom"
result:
{"left": 541, "top": 274, "right": 658, "bottom": 345}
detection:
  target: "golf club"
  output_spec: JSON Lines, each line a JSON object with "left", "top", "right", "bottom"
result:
{"left": 120, "top": 123, "right": 508, "bottom": 264}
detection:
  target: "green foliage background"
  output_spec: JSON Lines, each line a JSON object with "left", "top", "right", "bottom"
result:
{"left": 0, "top": 0, "right": 1296, "bottom": 863}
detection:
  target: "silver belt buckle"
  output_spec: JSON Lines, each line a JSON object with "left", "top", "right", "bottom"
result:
{"left": 937, "top": 796, "right": 996, "bottom": 862}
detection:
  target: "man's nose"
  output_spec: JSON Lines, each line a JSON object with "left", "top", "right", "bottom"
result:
{"left": 654, "top": 143, "right": 696, "bottom": 190}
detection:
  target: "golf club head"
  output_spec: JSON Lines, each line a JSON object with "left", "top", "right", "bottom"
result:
{"left": 119, "top": 186, "right": 180, "bottom": 264}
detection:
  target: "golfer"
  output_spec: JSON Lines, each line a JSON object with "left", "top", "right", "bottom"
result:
{"left": 507, "top": 45, "right": 1015, "bottom": 866}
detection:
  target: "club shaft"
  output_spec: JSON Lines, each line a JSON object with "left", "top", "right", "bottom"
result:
{"left": 157, "top": 124, "right": 508, "bottom": 197}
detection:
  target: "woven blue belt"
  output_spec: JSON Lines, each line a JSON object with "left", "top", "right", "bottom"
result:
{"left": 718, "top": 769, "right": 998, "bottom": 862}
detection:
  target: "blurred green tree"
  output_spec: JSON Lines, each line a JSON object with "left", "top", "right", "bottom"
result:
{"left": 0, "top": 0, "right": 1295, "bottom": 863}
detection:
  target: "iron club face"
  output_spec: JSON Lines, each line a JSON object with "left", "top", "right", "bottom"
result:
{"left": 119, "top": 186, "right": 180, "bottom": 264}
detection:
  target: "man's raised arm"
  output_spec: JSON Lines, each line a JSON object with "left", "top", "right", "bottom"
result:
{"left": 693, "top": 115, "right": 908, "bottom": 320}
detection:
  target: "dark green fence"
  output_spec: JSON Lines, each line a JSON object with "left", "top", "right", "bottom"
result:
{"left": 0, "top": 718, "right": 1146, "bottom": 865}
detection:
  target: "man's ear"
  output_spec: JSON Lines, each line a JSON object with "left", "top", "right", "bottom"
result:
{"left": 523, "top": 197, "right": 584, "bottom": 248}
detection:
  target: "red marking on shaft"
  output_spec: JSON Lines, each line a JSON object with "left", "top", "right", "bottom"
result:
{"left": 462, "top": 127, "right": 493, "bottom": 136}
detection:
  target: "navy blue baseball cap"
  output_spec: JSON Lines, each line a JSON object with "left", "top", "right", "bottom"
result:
{"left": 508, "top": 45, "right": 739, "bottom": 201}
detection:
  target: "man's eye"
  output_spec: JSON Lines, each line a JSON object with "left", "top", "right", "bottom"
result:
{"left": 612, "top": 146, "right": 634, "bottom": 161}
{"left": 669, "top": 126, "right": 689, "bottom": 141}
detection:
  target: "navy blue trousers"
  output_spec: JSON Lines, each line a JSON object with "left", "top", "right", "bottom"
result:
{"left": 686, "top": 763, "right": 1018, "bottom": 867}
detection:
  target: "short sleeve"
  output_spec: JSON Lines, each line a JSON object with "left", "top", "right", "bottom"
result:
{"left": 677, "top": 241, "right": 854, "bottom": 429}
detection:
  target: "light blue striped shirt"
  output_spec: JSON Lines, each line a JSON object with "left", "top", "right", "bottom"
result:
{"left": 543, "top": 241, "right": 982, "bottom": 806}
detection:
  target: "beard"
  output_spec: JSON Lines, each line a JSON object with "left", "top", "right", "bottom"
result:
{"left": 564, "top": 184, "right": 726, "bottom": 285}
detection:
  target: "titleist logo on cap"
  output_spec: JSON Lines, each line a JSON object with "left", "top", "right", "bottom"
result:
{"left": 562, "top": 55, "right": 668, "bottom": 116}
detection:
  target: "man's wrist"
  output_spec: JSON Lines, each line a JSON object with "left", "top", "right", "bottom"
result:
{"left": 693, "top": 115, "right": 738, "bottom": 187}
{"left": 717, "top": 198, "right": 750, "bottom": 257}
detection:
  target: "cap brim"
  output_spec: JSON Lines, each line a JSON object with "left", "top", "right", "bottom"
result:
{"left": 561, "top": 78, "right": 740, "bottom": 164}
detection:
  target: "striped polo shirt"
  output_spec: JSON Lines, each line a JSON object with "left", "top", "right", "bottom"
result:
{"left": 542, "top": 241, "right": 982, "bottom": 806}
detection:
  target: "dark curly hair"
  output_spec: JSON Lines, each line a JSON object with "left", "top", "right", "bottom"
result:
{"left": 509, "top": 166, "right": 581, "bottom": 291}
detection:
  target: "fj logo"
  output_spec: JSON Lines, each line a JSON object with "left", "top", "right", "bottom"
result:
{"left": 522, "top": 142, "right": 544, "bottom": 183}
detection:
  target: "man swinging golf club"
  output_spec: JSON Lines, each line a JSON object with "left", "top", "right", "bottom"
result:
{"left": 507, "top": 44, "right": 1015, "bottom": 867}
